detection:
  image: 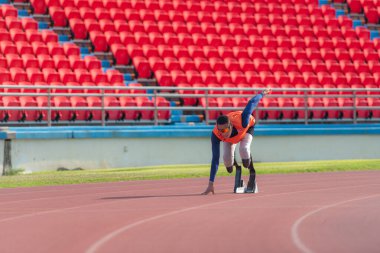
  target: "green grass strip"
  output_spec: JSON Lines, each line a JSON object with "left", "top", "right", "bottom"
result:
{"left": 1, "top": 159, "right": 380, "bottom": 188}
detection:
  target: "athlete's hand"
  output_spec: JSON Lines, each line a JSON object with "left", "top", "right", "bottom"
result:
{"left": 262, "top": 88, "right": 272, "bottom": 95}
{"left": 202, "top": 181, "right": 215, "bottom": 195}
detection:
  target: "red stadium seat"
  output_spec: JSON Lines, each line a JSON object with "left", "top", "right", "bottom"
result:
{"left": 1, "top": 5, "right": 18, "bottom": 18}
{"left": 194, "top": 57, "right": 212, "bottom": 72}
{"left": 185, "top": 70, "right": 202, "bottom": 85}
{"left": 152, "top": 97, "right": 171, "bottom": 120}
{"left": 7, "top": 54, "right": 23, "bottom": 68}
{"left": 69, "top": 19, "right": 87, "bottom": 39}
{"left": 200, "top": 97, "right": 219, "bottom": 120}
{"left": 74, "top": 69, "right": 92, "bottom": 83}
{"left": 69, "top": 96, "right": 91, "bottom": 121}
{"left": 135, "top": 97, "right": 154, "bottom": 120}
{"left": 368, "top": 98, "right": 380, "bottom": 118}
{"left": 53, "top": 55, "right": 70, "bottom": 69}
{"left": 63, "top": 43, "right": 80, "bottom": 57}
{"left": 261, "top": 97, "right": 280, "bottom": 120}
{"left": 59, "top": 68, "right": 76, "bottom": 83}
{"left": 2, "top": 96, "right": 24, "bottom": 122}
{"left": 52, "top": 96, "right": 76, "bottom": 121}
{"left": 64, "top": 7, "right": 80, "bottom": 20}
{"left": 104, "top": 96, "right": 123, "bottom": 121}
{"left": 155, "top": 70, "right": 172, "bottom": 87}
{"left": 15, "top": 41, "right": 33, "bottom": 55}
{"left": 338, "top": 98, "right": 354, "bottom": 119}
{"left": 323, "top": 98, "right": 340, "bottom": 119}
{"left": 106, "top": 69, "right": 124, "bottom": 84}
{"left": 10, "top": 67, "right": 28, "bottom": 83}
{"left": 37, "top": 54, "right": 55, "bottom": 69}
{"left": 26, "top": 68, "right": 44, "bottom": 83}
{"left": 89, "top": 31, "right": 108, "bottom": 52}
{"left": 43, "top": 68, "right": 61, "bottom": 83}
{"left": 19, "top": 96, "right": 42, "bottom": 121}
{"left": 49, "top": 7, "right": 67, "bottom": 27}
{"left": 278, "top": 98, "right": 295, "bottom": 120}
{"left": 9, "top": 29, "right": 27, "bottom": 42}
{"left": 30, "top": 0, "right": 47, "bottom": 14}
{"left": 79, "top": 7, "right": 96, "bottom": 20}
{"left": 308, "top": 98, "right": 326, "bottom": 120}
{"left": 84, "top": 55, "right": 101, "bottom": 70}
{"left": 5, "top": 16, "right": 22, "bottom": 30}
{"left": 68, "top": 55, "right": 85, "bottom": 70}
{"left": 40, "top": 30, "right": 59, "bottom": 43}
{"left": 22, "top": 54, "right": 39, "bottom": 69}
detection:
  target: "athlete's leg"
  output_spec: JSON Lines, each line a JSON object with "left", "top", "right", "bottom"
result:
{"left": 246, "top": 154, "right": 257, "bottom": 192}
{"left": 223, "top": 142, "right": 236, "bottom": 173}
{"left": 239, "top": 134, "right": 252, "bottom": 168}
{"left": 239, "top": 134, "right": 257, "bottom": 192}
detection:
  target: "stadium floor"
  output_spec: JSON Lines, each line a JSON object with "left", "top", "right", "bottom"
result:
{"left": 0, "top": 171, "right": 379, "bottom": 253}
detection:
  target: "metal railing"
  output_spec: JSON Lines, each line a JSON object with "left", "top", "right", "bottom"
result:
{"left": 0, "top": 84, "right": 380, "bottom": 126}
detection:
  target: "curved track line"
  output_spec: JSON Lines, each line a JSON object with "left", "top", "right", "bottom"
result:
{"left": 85, "top": 184, "right": 379, "bottom": 253}
{"left": 291, "top": 193, "right": 380, "bottom": 253}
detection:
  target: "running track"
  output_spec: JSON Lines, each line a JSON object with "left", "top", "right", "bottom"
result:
{"left": 0, "top": 171, "right": 379, "bottom": 253}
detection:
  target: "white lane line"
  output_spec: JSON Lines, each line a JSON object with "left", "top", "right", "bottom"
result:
{"left": 291, "top": 193, "right": 380, "bottom": 253}
{"left": 85, "top": 184, "right": 380, "bottom": 253}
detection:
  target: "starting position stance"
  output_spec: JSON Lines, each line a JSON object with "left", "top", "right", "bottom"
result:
{"left": 202, "top": 88, "right": 271, "bottom": 195}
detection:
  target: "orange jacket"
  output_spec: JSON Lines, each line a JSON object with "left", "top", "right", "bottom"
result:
{"left": 212, "top": 111, "right": 255, "bottom": 144}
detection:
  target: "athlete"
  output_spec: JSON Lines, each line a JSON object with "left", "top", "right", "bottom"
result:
{"left": 202, "top": 88, "right": 271, "bottom": 195}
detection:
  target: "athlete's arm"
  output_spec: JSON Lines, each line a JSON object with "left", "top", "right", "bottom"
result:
{"left": 209, "top": 132, "right": 221, "bottom": 182}
{"left": 241, "top": 88, "right": 271, "bottom": 128}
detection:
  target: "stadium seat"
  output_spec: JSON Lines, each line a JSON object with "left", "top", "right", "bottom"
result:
{"left": 338, "top": 98, "right": 354, "bottom": 119}
{"left": 10, "top": 67, "right": 28, "bottom": 83}
{"left": 368, "top": 98, "right": 380, "bottom": 118}
{"left": 30, "top": 0, "right": 47, "bottom": 14}
{"left": 26, "top": 68, "right": 44, "bottom": 84}
{"left": 200, "top": 97, "right": 219, "bottom": 120}
{"left": 49, "top": 7, "right": 67, "bottom": 27}
{"left": 278, "top": 98, "right": 295, "bottom": 120}
{"left": 135, "top": 97, "right": 154, "bottom": 120}
{"left": 1, "top": 96, "right": 24, "bottom": 122}
{"left": 261, "top": 97, "right": 280, "bottom": 120}
{"left": 152, "top": 97, "right": 171, "bottom": 120}
{"left": 308, "top": 98, "right": 326, "bottom": 120}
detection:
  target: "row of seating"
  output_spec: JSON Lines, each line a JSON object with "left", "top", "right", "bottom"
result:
{"left": 117, "top": 27, "right": 371, "bottom": 47}
{"left": 0, "top": 53, "right": 102, "bottom": 69}
{"left": 0, "top": 95, "right": 171, "bottom": 122}
{"left": 154, "top": 69, "right": 380, "bottom": 87}
{"left": 0, "top": 16, "right": 39, "bottom": 31}
{"left": 176, "top": 82, "right": 380, "bottom": 106}
{"left": 0, "top": 67, "right": 124, "bottom": 84}
{"left": 30, "top": 0, "right": 320, "bottom": 14}
{"left": 134, "top": 48, "right": 379, "bottom": 68}
{"left": 203, "top": 96, "right": 380, "bottom": 120}
{"left": 48, "top": 7, "right": 340, "bottom": 28}
{"left": 0, "top": 40, "right": 79, "bottom": 56}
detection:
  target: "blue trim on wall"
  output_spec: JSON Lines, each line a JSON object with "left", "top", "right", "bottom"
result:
{"left": 1, "top": 124, "right": 380, "bottom": 140}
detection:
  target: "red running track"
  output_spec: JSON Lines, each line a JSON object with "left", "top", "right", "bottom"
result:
{"left": 0, "top": 171, "right": 379, "bottom": 253}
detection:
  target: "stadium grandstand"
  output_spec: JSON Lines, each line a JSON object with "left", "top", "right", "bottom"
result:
{"left": 0, "top": 0, "right": 379, "bottom": 126}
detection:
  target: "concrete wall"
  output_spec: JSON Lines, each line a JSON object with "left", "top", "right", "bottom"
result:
{"left": 1, "top": 124, "right": 380, "bottom": 173}
{"left": 9, "top": 137, "right": 210, "bottom": 172}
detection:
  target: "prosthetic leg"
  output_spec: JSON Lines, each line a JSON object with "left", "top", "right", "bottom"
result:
{"left": 245, "top": 155, "right": 258, "bottom": 193}
{"left": 233, "top": 159, "right": 244, "bottom": 193}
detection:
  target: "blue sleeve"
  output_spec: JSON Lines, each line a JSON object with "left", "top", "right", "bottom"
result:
{"left": 209, "top": 132, "right": 221, "bottom": 182}
{"left": 241, "top": 93, "right": 264, "bottom": 128}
